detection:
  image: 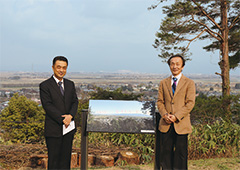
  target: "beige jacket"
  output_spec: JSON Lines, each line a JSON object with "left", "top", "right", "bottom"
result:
{"left": 157, "top": 75, "right": 196, "bottom": 134}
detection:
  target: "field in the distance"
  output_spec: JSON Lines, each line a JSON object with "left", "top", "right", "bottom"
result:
{"left": 1, "top": 71, "right": 239, "bottom": 90}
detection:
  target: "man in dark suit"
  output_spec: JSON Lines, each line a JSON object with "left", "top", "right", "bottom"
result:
{"left": 157, "top": 55, "right": 196, "bottom": 170}
{"left": 40, "top": 56, "right": 78, "bottom": 169}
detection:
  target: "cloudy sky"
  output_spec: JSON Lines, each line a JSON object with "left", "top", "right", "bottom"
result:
{"left": 0, "top": 0, "right": 239, "bottom": 75}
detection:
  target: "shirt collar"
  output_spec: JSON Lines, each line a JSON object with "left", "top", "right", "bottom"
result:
{"left": 53, "top": 75, "right": 64, "bottom": 84}
{"left": 172, "top": 72, "right": 182, "bottom": 80}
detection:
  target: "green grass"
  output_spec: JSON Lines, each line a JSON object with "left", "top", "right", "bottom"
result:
{"left": 189, "top": 157, "right": 240, "bottom": 170}
{"left": 1, "top": 157, "right": 239, "bottom": 170}
{"left": 87, "top": 157, "right": 240, "bottom": 170}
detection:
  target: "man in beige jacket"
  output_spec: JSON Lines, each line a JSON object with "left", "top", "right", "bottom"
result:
{"left": 157, "top": 55, "right": 196, "bottom": 170}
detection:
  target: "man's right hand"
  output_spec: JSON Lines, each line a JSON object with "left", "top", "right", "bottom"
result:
{"left": 163, "top": 113, "right": 172, "bottom": 124}
{"left": 62, "top": 114, "right": 73, "bottom": 128}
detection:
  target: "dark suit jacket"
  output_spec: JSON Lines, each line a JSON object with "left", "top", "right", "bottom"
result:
{"left": 40, "top": 76, "right": 78, "bottom": 137}
{"left": 157, "top": 74, "right": 196, "bottom": 134}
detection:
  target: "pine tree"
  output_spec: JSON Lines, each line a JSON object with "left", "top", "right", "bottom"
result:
{"left": 150, "top": 0, "right": 240, "bottom": 97}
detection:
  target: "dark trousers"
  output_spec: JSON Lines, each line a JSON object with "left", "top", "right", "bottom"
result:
{"left": 46, "top": 132, "right": 74, "bottom": 170}
{"left": 160, "top": 124, "right": 188, "bottom": 170}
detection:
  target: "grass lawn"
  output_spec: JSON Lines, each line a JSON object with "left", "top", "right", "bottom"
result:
{"left": 87, "top": 157, "right": 240, "bottom": 170}
{"left": 189, "top": 157, "right": 240, "bottom": 170}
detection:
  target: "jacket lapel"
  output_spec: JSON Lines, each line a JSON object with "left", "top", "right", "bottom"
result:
{"left": 50, "top": 76, "right": 65, "bottom": 101}
{"left": 165, "top": 76, "right": 173, "bottom": 98}
{"left": 173, "top": 75, "right": 186, "bottom": 97}
{"left": 63, "top": 79, "right": 69, "bottom": 103}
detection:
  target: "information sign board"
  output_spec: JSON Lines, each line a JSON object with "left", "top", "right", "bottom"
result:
{"left": 86, "top": 100, "right": 155, "bottom": 133}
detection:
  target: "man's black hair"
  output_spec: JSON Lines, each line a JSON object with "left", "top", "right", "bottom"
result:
{"left": 167, "top": 54, "right": 185, "bottom": 67}
{"left": 53, "top": 56, "right": 68, "bottom": 66}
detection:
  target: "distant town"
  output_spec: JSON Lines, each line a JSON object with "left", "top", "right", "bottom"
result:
{"left": 0, "top": 71, "right": 240, "bottom": 111}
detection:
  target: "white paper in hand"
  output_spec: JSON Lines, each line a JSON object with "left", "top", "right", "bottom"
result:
{"left": 63, "top": 121, "right": 75, "bottom": 135}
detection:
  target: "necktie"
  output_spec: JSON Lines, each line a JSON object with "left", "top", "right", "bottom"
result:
{"left": 58, "top": 82, "right": 64, "bottom": 96}
{"left": 172, "top": 77, "right": 177, "bottom": 95}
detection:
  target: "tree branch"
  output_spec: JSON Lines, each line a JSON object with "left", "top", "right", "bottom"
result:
{"left": 174, "top": 19, "right": 193, "bottom": 40}
{"left": 229, "top": 15, "right": 240, "bottom": 30}
{"left": 205, "top": 29, "right": 222, "bottom": 41}
{"left": 179, "top": 27, "right": 222, "bottom": 53}
{"left": 191, "top": 15, "right": 223, "bottom": 41}
{"left": 192, "top": 0, "right": 222, "bottom": 31}
{"left": 180, "top": 29, "right": 207, "bottom": 53}
{"left": 215, "top": 72, "right": 223, "bottom": 76}
{"left": 173, "top": 18, "right": 221, "bottom": 52}
{"left": 147, "top": 1, "right": 161, "bottom": 10}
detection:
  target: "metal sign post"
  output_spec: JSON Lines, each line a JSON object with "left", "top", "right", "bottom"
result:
{"left": 154, "top": 111, "right": 161, "bottom": 170}
{"left": 81, "top": 110, "right": 88, "bottom": 170}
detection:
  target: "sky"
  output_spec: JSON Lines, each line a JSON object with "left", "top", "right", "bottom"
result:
{"left": 0, "top": 0, "right": 239, "bottom": 75}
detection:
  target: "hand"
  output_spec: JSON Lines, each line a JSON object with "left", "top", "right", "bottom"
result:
{"left": 62, "top": 114, "right": 73, "bottom": 128}
{"left": 168, "top": 115, "right": 177, "bottom": 123}
{"left": 163, "top": 113, "right": 172, "bottom": 124}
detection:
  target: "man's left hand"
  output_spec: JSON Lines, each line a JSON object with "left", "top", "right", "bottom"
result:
{"left": 62, "top": 114, "right": 73, "bottom": 127}
{"left": 169, "top": 115, "right": 177, "bottom": 123}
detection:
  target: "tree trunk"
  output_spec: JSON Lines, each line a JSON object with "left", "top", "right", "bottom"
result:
{"left": 78, "top": 154, "right": 96, "bottom": 167}
{"left": 95, "top": 155, "right": 115, "bottom": 167}
{"left": 41, "top": 158, "right": 48, "bottom": 169}
{"left": 220, "top": 0, "right": 230, "bottom": 97}
{"left": 220, "top": 0, "right": 231, "bottom": 121}
{"left": 117, "top": 151, "right": 139, "bottom": 165}
{"left": 71, "top": 152, "right": 78, "bottom": 168}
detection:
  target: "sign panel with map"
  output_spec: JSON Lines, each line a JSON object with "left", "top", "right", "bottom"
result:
{"left": 86, "top": 100, "right": 155, "bottom": 133}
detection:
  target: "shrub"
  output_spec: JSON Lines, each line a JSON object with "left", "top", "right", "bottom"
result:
{"left": 84, "top": 119, "right": 240, "bottom": 163}
{"left": 191, "top": 94, "right": 240, "bottom": 124}
{"left": 189, "top": 119, "right": 240, "bottom": 159}
{"left": 0, "top": 93, "right": 45, "bottom": 143}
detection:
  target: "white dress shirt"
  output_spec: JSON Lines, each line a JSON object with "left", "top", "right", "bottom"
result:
{"left": 53, "top": 75, "right": 64, "bottom": 90}
{"left": 171, "top": 72, "right": 182, "bottom": 87}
